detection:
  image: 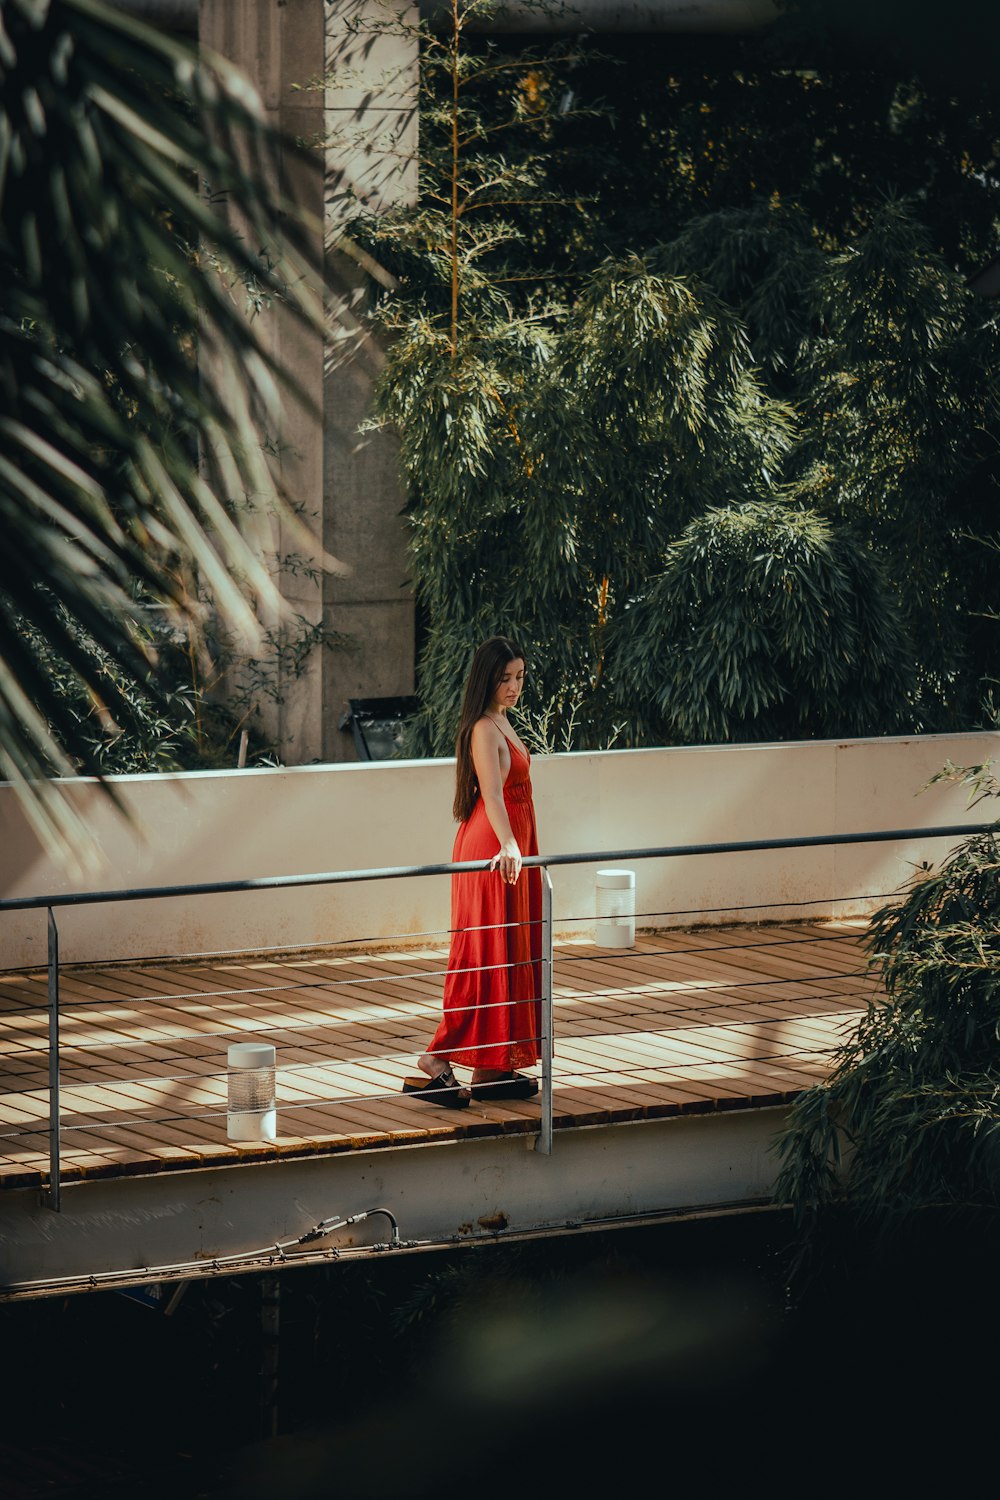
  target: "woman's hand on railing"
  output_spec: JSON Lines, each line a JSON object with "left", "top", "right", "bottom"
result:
{"left": 491, "top": 838, "right": 522, "bottom": 885}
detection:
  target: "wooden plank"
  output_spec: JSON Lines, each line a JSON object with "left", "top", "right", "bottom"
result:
{"left": 268, "top": 955, "right": 445, "bottom": 1018}
{"left": 612, "top": 944, "right": 862, "bottom": 1000}
{"left": 664, "top": 1012, "right": 844, "bottom": 1060}
{"left": 0, "top": 974, "right": 50, "bottom": 1009}
{"left": 553, "top": 944, "right": 790, "bottom": 1010}
{"left": 551, "top": 1066, "right": 708, "bottom": 1109}
{"left": 286, "top": 1098, "right": 446, "bottom": 1145}
{"left": 554, "top": 1026, "right": 801, "bottom": 1102}
{"left": 629, "top": 927, "right": 868, "bottom": 979}
{"left": 689, "top": 945, "right": 867, "bottom": 990}
{"left": 278, "top": 1095, "right": 469, "bottom": 1149}
{"left": 554, "top": 967, "right": 871, "bottom": 1032}
{"left": 133, "top": 964, "right": 431, "bottom": 1047}
{"left": 552, "top": 1037, "right": 749, "bottom": 1106}
{"left": 602, "top": 1019, "right": 825, "bottom": 1082}
{"left": 659, "top": 924, "right": 868, "bottom": 972}
{"left": 84, "top": 1114, "right": 232, "bottom": 1164}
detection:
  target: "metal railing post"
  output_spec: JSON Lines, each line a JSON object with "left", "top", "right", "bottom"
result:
{"left": 46, "top": 907, "right": 61, "bottom": 1212}
{"left": 535, "top": 867, "right": 554, "bottom": 1156}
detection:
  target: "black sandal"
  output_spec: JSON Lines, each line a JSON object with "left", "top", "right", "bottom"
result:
{"left": 402, "top": 1065, "right": 471, "bottom": 1110}
{"left": 471, "top": 1071, "right": 539, "bottom": 1101}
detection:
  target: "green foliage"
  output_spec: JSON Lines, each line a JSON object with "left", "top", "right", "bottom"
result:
{"left": 19, "top": 598, "right": 348, "bottom": 777}
{"left": 516, "top": 687, "right": 626, "bottom": 757}
{"left": 353, "top": 0, "right": 999, "bottom": 751}
{"left": 792, "top": 204, "right": 999, "bottom": 719}
{"left": 19, "top": 601, "right": 210, "bottom": 774}
{"left": 376, "top": 254, "right": 795, "bottom": 754}
{"left": 381, "top": 196, "right": 996, "bottom": 750}
{"left": 654, "top": 198, "right": 1000, "bottom": 727}
{"left": 0, "top": 0, "right": 322, "bottom": 849}
{"left": 607, "top": 501, "right": 913, "bottom": 743}
{"left": 535, "top": 11, "right": 1000, "bottom": 282}
{"left": 347, "top": 0, "right": 601, "bottom": 347}
{"left": 775, "top": 764, "right": 1000, "bottom": 1247}
{"left": 361, "top": 5, "right": 999, "bottom": 753}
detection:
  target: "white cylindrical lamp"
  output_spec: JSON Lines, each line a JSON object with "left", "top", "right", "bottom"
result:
{"left": 595, "top": 869, "right": 636, "bottom": 949}
{"left": 227, "top": 1042, "right": 277, "bottom": 1142}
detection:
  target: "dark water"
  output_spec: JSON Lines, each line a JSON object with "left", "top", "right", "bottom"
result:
{"left": 2, "top": 1207, "right": 997, "bottom": 1497}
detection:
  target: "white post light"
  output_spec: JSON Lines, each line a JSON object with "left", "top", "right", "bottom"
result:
{"left": 595, "top": 868, "right": 636, "bottom": 949}
{"left": 227, "top": 1042, "right": 277, "bottom": 1142}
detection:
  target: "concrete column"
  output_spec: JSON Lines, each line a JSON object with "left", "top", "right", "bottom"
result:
{"left": 322, "top": 0, "right": 419, "bottom": 751}
{"left": 200, "top": 0, "right": 417, "bottom": 764}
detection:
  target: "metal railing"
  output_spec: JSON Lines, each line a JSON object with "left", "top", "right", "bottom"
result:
{"left": 1, "top": 821, "right": 994, "bottom": 1211}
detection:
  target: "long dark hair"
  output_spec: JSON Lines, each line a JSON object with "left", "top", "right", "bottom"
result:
{"left": 453, "top": 636, "right": 525, "bottom": 822}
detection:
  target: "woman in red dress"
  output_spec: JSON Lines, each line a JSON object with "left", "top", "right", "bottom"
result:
{"left": 403, "top": 636, "right": 541, "bottom": 1108}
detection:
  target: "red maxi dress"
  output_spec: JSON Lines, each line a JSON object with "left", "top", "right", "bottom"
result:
{"left": 428, "top": 740, "right": 542, "bottom": 1072}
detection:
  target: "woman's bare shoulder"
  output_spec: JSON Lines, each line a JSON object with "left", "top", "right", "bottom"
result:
{"left": 471, "top": 714, "right": 500, "bottom": 741}
{"left": 470, "top": 715, "right": 506, "bottom": 762}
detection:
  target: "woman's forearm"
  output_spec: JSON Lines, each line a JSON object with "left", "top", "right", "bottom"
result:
{"left": 482, "top": 791, "right": 517, "bottom": 850}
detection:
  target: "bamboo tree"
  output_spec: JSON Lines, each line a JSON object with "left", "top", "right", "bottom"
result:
{"left": 352, "top": 12, "right": 987, "bottom": 753}
{"left": 350, "top": 0, "right": 599, "bottom": 339}
{"left": 652, "top": 198, "right": 1000, "bottom": 731}
{"left": 606, "top": 501, "right": 914, "bottom": 744}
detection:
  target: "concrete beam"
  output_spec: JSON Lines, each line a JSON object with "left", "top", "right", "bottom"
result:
{"left": 0, "top": 1107, "right": 786, "bottom": 1298}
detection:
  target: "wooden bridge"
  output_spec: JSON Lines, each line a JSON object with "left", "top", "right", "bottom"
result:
{"left": 0, "top": 918, "right": 876, "bottom": 1297}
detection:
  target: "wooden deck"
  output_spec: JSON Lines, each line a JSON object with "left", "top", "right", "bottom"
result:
{"left": 0, "top": 922, "right": 878, "bottom": 1189}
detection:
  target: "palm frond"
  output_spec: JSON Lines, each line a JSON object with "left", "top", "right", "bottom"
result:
{"left": 0, "top": 0, "right": 327, "bottom": 856}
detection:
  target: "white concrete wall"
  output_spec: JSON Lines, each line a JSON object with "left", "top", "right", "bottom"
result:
{"left": 1, "top": 732, "right": 996, "bottom": 970}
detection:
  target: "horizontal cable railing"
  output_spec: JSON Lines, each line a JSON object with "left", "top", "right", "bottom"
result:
{"left": 0, "top": 822, "right": 994, "bottom": 1211}
{"left": 0, "top": 821, "right": 992, "bottom": 912}
{"left": 0, "top": 895, "right": 891, "bottom": 977}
